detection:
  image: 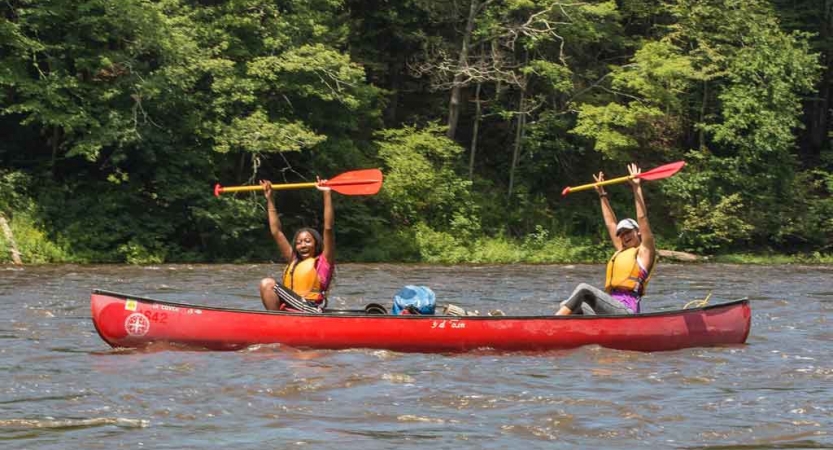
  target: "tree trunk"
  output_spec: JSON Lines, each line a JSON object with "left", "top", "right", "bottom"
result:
{"left": 0, "top": 214, "right": 23, "bottom": 265}
{"left": 50, "top": 126, "right": 60, "bottom": 179}
{"left": 699, "top": 80, "right": 708, "bottom": 150}
{"left": 235, "top": 152, "right": 247, "bottom": 182}
{"left": 469, "top": 80, "right": 482, "bottom": 180}
{"left": 800, "top": 0, "right": 832, "bottom": 166}
{"left": 447, "top": 0, "right": 480, "bottom": 140}
{"left": 508, "top": 89, "right": 526, "bottom": 197}
{"left": 385, "top": 56, "right": 403, "bottom": 126}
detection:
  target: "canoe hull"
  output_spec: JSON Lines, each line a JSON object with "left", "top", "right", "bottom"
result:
{"left": 91, "top": 290, "right": 751, "bottom": 353}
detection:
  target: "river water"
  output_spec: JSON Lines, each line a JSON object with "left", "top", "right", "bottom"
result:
{"left": 0, "top": 263, "right": 831, "bottom": 449}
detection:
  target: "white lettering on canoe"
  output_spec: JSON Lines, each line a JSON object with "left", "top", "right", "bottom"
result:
{"left": 152, "top": 304, "right": 179, "bottom": 312}
{"left": 431, "top": 320, "right": 465, "bottom": 329}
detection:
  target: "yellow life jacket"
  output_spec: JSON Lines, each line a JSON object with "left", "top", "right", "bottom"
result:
{"left": 604, "top": 247, "right": 654, "bottom": 296}
{"left": 282, "top": 257, "right": 324, "bottom": 302}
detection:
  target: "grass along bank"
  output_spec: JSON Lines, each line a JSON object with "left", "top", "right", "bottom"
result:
{"left": 0, "top": 211, "right": 68, "bottom": 264}
{"left": 1, "top": 214, "right": 830, "bottom": 265}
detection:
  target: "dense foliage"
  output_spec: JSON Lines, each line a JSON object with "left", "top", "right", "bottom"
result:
{"left": 1, "top": 0, "right": 831, "bottom": 264}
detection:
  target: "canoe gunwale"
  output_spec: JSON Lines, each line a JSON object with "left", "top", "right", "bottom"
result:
{"left": 91, "top": 288, "right": 749, "bottom": 319}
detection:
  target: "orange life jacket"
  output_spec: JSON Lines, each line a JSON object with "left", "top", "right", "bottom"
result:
{"left": 282, "top": 257, "right": 324, "bottom": 302}
{"left": 604, "top": 247, "right": 654, "bottom": 296}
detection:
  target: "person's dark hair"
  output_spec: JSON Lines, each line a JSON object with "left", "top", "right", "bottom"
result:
{"left": 291, "top": 227, "right": 323, "bottom": 260}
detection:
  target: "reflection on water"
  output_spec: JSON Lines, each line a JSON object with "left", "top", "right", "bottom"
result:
{"left": 0, "top": 263, "right": 831, "bottom": 449}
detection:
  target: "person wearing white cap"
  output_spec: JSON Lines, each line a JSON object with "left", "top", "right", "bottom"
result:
{"left": 556, "top": 163, "right": 657, "bottom": 315}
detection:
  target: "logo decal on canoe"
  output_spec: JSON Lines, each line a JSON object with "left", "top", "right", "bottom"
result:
{"left": 125, "top": 300, "right": 138, "bottom": 311}
{"left": 125, "top": 313, "right": 150, "bottom": 336}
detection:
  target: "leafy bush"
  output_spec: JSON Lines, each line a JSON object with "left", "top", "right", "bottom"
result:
{"left": 0, "top": 171, "right": 67, "bottom": 264}
{"left": 117, "top": 239, "right": 167, "bottom": 265}
{"left": 413, "top": 222, "right": 469, "bottom": 263}
{"left": 2, "top": 211, "right": 68, "bottom": 264}
{"left": 676, "top": 193, "right": 754, "bottom": 253}
{"left": 0, "top": 171, "right": 30, "bottom": 213}
{"left": 376, "top": 124, "right": 480, "bottom": 238}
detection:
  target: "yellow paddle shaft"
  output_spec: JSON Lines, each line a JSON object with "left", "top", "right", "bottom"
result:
{"left": 566, "top": 174, "right": 635, "bottom": 194}
{"left": 219, "top": 182, "right": 317, "bottom": 194}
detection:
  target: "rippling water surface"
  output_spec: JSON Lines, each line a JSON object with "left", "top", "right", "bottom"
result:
{"left": 1, "top": 263, "right": 831, "bottom": 449}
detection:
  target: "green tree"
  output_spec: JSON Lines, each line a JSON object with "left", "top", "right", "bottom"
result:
{"left": 372, "top": 124, "right": 477, "bottom": 261}
{"left": 571, "top": 0, "right": 820, "bottom": 252}
{"left": 771, "top": 0, "right": 833, "bottom": 166}
{"left": 1, "top": 0, "right": 385, "bottom": 262}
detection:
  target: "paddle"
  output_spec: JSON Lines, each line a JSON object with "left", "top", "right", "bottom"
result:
{"left": 214, "top": 168, "right": 384, "bottom": 197}
{"left": 561, "top": 161, "right": 685, "bottom": 197}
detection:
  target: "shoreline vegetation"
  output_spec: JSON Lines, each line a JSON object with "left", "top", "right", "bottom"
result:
{"left": 1, "top": 1, "right": 831, "bottom": 267}
{"left": 2, "top": 218, "right": 830, "bottom": 266}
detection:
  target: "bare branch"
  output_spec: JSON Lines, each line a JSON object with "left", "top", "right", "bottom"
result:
{"left": 410, "top": 1, "right": 584, "bottom": 92}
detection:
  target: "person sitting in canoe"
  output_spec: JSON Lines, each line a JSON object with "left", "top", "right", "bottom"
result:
{"left": 258, "top": 177, "right": 334, "bottom": 313}
{"left": 556, "top": 163, "right": 657, "bottom": 315}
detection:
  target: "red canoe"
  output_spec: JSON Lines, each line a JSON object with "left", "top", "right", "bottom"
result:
{"left": 90, "top": 289, "right": 751, "bottom": 353}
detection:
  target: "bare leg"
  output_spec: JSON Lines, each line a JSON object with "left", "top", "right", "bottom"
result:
{"left": 259, "top": 277, "right": 280, "bottom": 311}
{"left": 556, "top": 304, "right": 572, "bottom": 315}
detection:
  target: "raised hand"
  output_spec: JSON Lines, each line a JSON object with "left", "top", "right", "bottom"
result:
{"left": 593, "top": 171, "right": 607, "bottom": 196}
{"left": 627, "top": 163, "right": 642, "bottom": 187}
{"left": 315, "top": 176, "right": 331, "bottom": 192}
{"left": 259, "top": 180, "right": 273, "bottom": 198}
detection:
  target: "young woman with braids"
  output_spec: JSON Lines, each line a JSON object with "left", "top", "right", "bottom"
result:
{"left": 258, "top": 178, "right": 334, "bottom": 312}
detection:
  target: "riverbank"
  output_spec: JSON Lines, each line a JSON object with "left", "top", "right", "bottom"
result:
{"left": 2, "top": 238, "right": 831, "bottom": 266}
{"left": 2, "top": 209, "right": 831, "bottom": 265}
{"left": 709, "top": 252, "right": 833, "bottom": 264}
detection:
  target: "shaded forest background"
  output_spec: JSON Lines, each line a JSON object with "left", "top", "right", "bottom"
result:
{"left": 1, "top": 0, "right": 831, "bottom": 264}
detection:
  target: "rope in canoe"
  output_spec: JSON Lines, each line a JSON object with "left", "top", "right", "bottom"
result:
{"left": 683, "top": 291, "right": 712, "bottom": 309}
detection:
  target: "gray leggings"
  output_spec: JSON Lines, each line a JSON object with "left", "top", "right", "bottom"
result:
{"left": 561, "top": 283, "right": 634, "bottom": 315}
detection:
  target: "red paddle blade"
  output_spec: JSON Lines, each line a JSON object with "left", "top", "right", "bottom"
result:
{"left": 323, "top": 168, "right": 383, "bottom": 195}
{"left": 636, "top": 161, "right": 685, "bottom": 181}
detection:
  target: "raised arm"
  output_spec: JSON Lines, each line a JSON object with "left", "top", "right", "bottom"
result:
{"left": 626, "top": 164, "right": 656, "bottom": 268}
{"left": 261, "top": 180, "right": 293, "bottom": 261}
{"left": 317, "top": 177, "right": 335, "bottom": 263}
{"left": 595, "top": 172, "right": 621, "bottom": 250}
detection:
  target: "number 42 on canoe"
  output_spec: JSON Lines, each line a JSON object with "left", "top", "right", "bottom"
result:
{"left": 560, "top": 161, "right": 685, "bottom": 197}
{"left": 214, "top": 169, "right": 384, "bottom": 197}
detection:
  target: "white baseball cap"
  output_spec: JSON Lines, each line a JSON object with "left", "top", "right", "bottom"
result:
{"left": 615, "top": 218, "right": 639, "bottom": 236}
